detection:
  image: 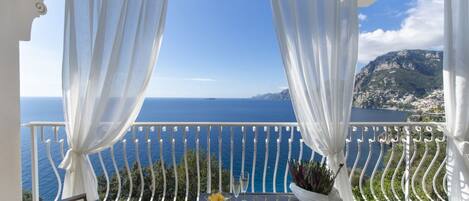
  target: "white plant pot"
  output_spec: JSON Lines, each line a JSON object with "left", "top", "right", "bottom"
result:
{"left": 290, "top": 183, "right": 342, "bottom": 201}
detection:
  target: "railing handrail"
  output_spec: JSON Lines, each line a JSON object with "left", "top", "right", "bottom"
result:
{"left": 23, "top": 121, "right": 446, "bottom": 127}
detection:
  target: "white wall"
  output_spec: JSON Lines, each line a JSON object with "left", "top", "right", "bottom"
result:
{"left": 0, "top": 1, "right": 44, "bottom": 200}
{"left": 0, "top": 38, "right": 22, "bottom": 201}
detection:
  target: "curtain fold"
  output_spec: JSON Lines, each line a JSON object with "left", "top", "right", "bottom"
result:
{"left": 271, "top": 0, "right": 358, "bottom": 200}
{"left": 444, "top": 0, "right": 469, "bottom": 200}
{"left": 60, "top": 0, "right": 167, "bottom": 200}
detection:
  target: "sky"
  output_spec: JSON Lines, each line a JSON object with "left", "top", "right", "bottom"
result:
{"left": 20, "top": 0, "right": 444, "bottom": 98}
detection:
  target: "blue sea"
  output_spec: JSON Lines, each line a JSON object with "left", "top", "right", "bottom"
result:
{"left": 20, "top": 97, "right": 407, "bottom": 200}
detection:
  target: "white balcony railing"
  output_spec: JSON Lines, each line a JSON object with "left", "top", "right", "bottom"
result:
{"left": 24, "top": 122, "right": 447, "bottom": 201}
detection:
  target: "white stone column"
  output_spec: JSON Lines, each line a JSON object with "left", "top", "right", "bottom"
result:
{"left": 0, "top": 1, "right": 45, "bottom": 200}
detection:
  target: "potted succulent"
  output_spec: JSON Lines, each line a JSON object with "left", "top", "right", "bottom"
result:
{"left": 289, "top": 160, "right": 343, "bottom": 201}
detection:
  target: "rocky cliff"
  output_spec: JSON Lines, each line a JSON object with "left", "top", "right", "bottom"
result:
{"left": 353, "top": 49, "right": 443, "bottom": 111}
{"left": 253, "top": 50, "right": 444, "bottom": 112}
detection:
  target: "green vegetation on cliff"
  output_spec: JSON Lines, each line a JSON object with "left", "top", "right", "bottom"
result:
{"left": 97, "top": 151, "right": 230, "bottom": 201}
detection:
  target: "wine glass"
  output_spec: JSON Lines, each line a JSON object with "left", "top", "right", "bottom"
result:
{"left": 240, "top": 172, "right": 249, "bottom": 201}
{"left": 232, "top": 176, "right": 241, "bottom": 199}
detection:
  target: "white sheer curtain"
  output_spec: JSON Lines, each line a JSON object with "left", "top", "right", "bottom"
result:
{"left": 271, "top": 0, "right": 358, "bottom": 200}
{"left": 59, "top": 0, "right": 167, "bottom": 200}
{"left": 444, "top": 0, "right": 469, "bottom": 200}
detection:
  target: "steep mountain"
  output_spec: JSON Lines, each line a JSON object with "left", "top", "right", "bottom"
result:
{"left": 353, "top": 49, "right": 443, "bottom": 110}
{"left": 252, "top": 49, "right": 444, "bottom": 111}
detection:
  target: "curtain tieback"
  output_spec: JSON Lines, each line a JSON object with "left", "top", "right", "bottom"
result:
{"left": 59, "top": 149, "right": 85, "bottom": 172}
{"left": 325, "top": 149, "right": 346, "bottom": 172}
{"left": 326, "top": 149, "right": 345, "bottom": 160}
{"left": 444, "top": 126, "right": 469, "bottom": 158}
{"left": 447, "top": 135, "right": 469, "bottom": 160}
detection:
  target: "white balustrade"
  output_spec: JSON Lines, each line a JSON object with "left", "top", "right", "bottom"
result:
{"left": 24, "top": 122, "right": 446, "bottom": 201}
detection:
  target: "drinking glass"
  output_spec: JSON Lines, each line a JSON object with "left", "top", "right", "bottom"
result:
{"left": 240, "top": 172, "right": 249, "bottom": 201}
{"left": 232, "top": 177, "right": 241, "bottom": 199}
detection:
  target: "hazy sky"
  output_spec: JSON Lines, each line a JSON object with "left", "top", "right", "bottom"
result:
{"left": 20, "top": 0, "right": 443, "bottom": 98}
